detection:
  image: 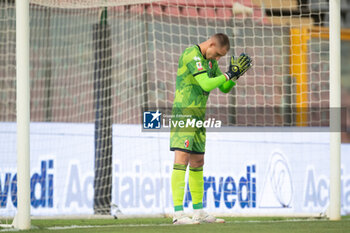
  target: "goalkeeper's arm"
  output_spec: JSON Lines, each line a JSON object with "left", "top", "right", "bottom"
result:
{"left": 195, "top": 72, "right": 234, "bottom": 92}
{"left": 216, "top": 68, "right": 236, "bottom": 93}
{"left": 219, "top": 80, "right": 236, "bottom": 93}
{"left": 195, "top": 53, "right": 252, "bottom": 92}
{"left": 219, "top": 53, "right": 252, "bottom": 93}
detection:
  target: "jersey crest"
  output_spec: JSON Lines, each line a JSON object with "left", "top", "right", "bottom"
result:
{"left": 196, "top": 62, "right": 203, "bottom": 71}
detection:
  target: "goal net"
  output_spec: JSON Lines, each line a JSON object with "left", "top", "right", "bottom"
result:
{"left": 0, "top": 0, "right": 340, "bottom": 219}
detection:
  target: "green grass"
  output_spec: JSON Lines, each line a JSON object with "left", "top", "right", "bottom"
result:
{"left": 1, "top": 216, "right": 350, "bottom": 233}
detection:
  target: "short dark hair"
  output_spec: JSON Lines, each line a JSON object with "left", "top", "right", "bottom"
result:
{"left": 212, "top": 33, "right": 230, "bottom": 50}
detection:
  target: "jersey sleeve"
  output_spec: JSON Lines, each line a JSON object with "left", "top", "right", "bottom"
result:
{"left": 183, "top": 47, "right": 231, "bottom": 92}
{"left": 219, "top": 80, "right": 236, "bottom": 93}
{"left": 195, "top": 72, "right": 227, "bottom": 92}
{"left": 213, "top": 60, "right": 236, "bottom": 93}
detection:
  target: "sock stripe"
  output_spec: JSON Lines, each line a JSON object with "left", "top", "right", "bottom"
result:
{"left": 193, "top": 203, "right": 203, "bottom": 209}
{"left": 173, "top": 164, "right": 187, "bottom": 171}
{"left": 174, "top": 205, "right": 184, "bottom": 212}
{"left": 189, "top": 166, "right": 203, "bottom": 172}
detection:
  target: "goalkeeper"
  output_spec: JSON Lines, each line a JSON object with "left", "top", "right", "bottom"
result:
{"left": 170, "top": 33, "right": 252, "bottom": 225}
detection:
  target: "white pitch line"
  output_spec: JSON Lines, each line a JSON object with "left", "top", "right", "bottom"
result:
{"left": 2, "top": 218, "right": 346, "bottom": 232}
{"left": 46, "top": 218, "right": 332, "bottom": 230}
{"left": 47, "top": 223, "right": 173, "bottom": 230}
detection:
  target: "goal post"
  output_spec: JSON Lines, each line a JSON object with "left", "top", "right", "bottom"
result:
{"left": 329, "top": 0, "right": 341, "bottom": 221}
{"left": 14, "top": 0, "right": 31, "bottom": 230}
{"left": 0, "top": 0, "right": 345, "bottom": 225}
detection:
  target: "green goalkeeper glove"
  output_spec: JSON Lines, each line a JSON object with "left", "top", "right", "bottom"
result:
{"left": 225, "top": 53, "right": 252, "bottom": 81}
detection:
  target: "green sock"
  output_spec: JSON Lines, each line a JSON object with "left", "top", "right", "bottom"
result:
{"left": 171, "top": 163, "right": 187, "bottom": 212}
{"left": 189, "top": 166, "right": 204, "bottom": 209}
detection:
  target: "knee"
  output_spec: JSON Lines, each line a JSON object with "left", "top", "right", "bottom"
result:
{"left": 190, "top": 157, "right": 204, "bottom": 168}
{"left": 174, "top": 150, "right": 190, "bottom": 165}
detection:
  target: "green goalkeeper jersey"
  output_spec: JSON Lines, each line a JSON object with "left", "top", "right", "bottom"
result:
{"left": 172, "top": 45, "right": 234, "bottom": 121}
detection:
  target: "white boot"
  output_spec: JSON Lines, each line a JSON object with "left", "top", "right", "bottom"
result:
{"left": 192, "top": 209, "right": 225, "bottom": 223}
{"left": 173, "top": 211, "right": 200, "bottom": 225}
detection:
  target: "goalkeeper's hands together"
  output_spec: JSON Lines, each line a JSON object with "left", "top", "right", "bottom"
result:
{"left": 225, "top": 53, "right": 252, "bottom": 81}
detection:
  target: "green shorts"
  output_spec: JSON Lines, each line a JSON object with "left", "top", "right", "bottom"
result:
{"left": 170, "top": 122, "right": 206, "bottom": 154}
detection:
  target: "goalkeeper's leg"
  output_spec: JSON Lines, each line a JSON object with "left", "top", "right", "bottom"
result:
{"left": 189, "top": 156, "right": 224, "bottom": 223}
{"left": 171, "top": 163, "right": 187, "bottom": 212}
{"left": 189, "top": 155, "right": 204, "bottom": 211}
{"left": 189, "top": 130, "right": 206, "bottom": 212}
{"left": 171, "top": 151, "right": 199, "bottom": 225}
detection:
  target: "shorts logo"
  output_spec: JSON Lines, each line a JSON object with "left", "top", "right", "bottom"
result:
{"left": 143, "top": 110, "right": 161, "bottom": 129}
{"left": 184, "top": 139, "right": 189, "bottom": 148}
{"left": 196, "top": 62, "right": 203, "bottom": 71}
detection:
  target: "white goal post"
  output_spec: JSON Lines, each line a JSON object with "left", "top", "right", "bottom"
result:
{"left": 14, "top": 0, "right": 31, "bottom": 230}
{"left": 0, "top": 0, "right": 343, "bottom": 229}
{"left": 329, "top": 0, "right": 341, "bottom": 221}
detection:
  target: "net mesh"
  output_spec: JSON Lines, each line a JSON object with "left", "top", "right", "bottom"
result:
{"left": 0, "top": 0, "right": 330, "bottom": 126}
{"left": 0, "top": 0, "right": 333, "bottom": 217}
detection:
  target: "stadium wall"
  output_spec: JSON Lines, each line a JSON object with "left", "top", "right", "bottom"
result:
{"left": 0, "top": 122, "right": 350, "bottom": 217}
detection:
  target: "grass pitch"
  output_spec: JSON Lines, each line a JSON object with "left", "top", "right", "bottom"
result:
{"left": 1, "top": 216, "right": 350, "bottom": 233}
